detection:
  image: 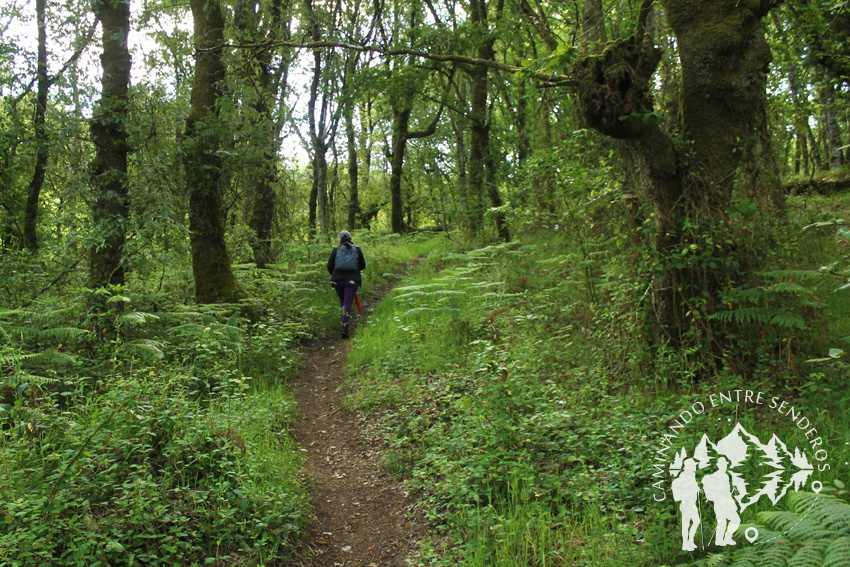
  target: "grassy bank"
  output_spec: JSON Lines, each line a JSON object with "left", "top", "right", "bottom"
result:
{"left": 346, "top": 196, "right": 850, "bottom": 566}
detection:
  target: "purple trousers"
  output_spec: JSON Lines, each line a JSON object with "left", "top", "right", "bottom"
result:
{"left": 334, "top": 280, "right": 359, "bottom": 323}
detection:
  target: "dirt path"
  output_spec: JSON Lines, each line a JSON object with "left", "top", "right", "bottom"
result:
{"left": 287, "top": 287, "right": 421, "bottom": 567}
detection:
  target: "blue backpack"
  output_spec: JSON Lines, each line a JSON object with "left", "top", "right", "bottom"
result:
{"left": 335, "top": 244, "right": 359, "bottom": 271}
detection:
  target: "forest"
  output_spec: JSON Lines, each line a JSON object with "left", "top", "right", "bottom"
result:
{"left": 1, "top": 0, "right": 849, "bottom": 564}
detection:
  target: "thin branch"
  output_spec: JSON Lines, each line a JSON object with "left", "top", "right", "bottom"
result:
{"left": 21, "top": 260, "right": 81, "bottom": 309}
{"left": 215, "top": 39, "right": 578, "bottom": 86}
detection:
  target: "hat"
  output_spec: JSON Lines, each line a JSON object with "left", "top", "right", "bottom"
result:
{"left": 340, "top": 230, "right": 352, "bottom": 243}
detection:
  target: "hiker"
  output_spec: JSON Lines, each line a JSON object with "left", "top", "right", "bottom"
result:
{"left": 327, "top": 230, "right": 366, "bottom": 338}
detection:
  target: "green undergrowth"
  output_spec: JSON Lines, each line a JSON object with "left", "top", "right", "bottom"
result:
{"left": 0, "top": 232, "right": 444, "bottom": 565}
{"left": 347, "top": 204, "right": 850, "bottom": 567}
{"left": 0, "top": 245, "right": 326, "bottom": 565}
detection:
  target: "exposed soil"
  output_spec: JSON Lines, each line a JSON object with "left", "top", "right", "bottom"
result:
{"left": 287, "top": 285, "right": 421, "bottom": 567}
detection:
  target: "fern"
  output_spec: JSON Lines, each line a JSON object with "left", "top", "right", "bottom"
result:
{"left": 691, "top": 493, "right": 850, "bottom": 567}
{"left": 394, "top": 283, "right": 448, "bottom": 292}
{"left": 28, "top": 350, "right": 76, "bottom": 367}
{"left": 36, "top": 326, "right": 92, "bottom": 342}
{"left": 121, "top": 339, "right": 166, "bottom": 361}
{"left": 768, "top": 283, "right": 815, "bottom": 296}
{"left": 710, "top": 307, "right": 772, "bottom": 325}
{"left": 756, "top": 510, "right": 832, "bottom": 539}
{"left": 401, "top": 307, "right": 459, "bottom": 317}
{"left": 117, "top": 312, "right": 160, "bottom": 326}
{"left": 788, "top": 540, "right": 831, "bottom": 567}
{"left": 823, "top": 536, "right": 850, "bottom": 567}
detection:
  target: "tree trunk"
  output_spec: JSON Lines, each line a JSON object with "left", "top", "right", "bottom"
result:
{"left": 575, "top": 0, "right": 781, "bottom": 348}
{"left": 89, "top": 0, "right": 131, "bottom": 290}
{"left": 304, "top": 0, "right": 332, "bottom": 237}
{"left": 308, "top": 161, "right": 318, "bottom": 233}
{"left": 245, "top": 63, "right": 277, "bottom": 268}
{"left": 345, "top": 104, "right": 360, "bottom": 229}
{"left": 184, "top": 0, "right": 244, "bottom": 303}
{"left": 581, "top": 0, "right": 608, "bottom": 46}
{"left": 23, "top": 0, "right": 48, "bottom": 253}
{"left": 315, "top": 141, "right": 329, "bottom": 235}
{"left": 389, "top": 107, "right": 411, "bottom": 234}
{"left": 819, "top": 81, "right": 845, "bottom": 171}
{"left": 238, "top": 0, "right": 291, "bottom": 268}
{"left": 468, "top": 0, "right": 509, "bottom": 241}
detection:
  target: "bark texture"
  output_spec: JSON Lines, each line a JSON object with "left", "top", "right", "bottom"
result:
{"left": 184, "top": 0, "right": 244, "bottom": 303}
{"left": 574, "top": 0, "right": 783, "bottom": 347}
{"left": 89, "top": 0, "right": 131, "bottom": 289}
{"left": 467, "top": 0, "right": 509, "bottom": 241}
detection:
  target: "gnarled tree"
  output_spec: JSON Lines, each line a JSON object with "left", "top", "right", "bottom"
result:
{"left": 574, "top": 0, "right": 784, "bottom": 348}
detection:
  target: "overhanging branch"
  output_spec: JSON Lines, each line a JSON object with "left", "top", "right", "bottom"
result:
{"left": 217, "top": 39, "right": 578, "bottom": 86}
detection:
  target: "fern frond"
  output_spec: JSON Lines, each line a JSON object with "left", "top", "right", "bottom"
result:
{"left": 752, "top": 544, "right": 791, "bottom": 567}
{"left": 823, "top": 536, "right": 850, "bottom": 567}
{"left": 122, "top": 339, "right": 166, "bottom": 361}
{"left": 727, "top": 557, "right": 758, "bottom": 567}
{"left": 709, "top": 307, "right": 771, "bottom": 325}
{"left": 36, "top": 326, "right": 92, "bottom": 342}
{"left": 395, "top": 291, "right": 427, "bottom": 300}
{"left": 400, "top": 307, "right": 459, "bottom": 317}
{"left": 790, "top": 492, "right": 850, "bottom": 535}
{"left": 768, "top": 283, "right": 816, "bottom": 295}
{"left": 423, "top": 290, "right": 467, "bottom": 297}
{"left": 117, "top": 312, "right": 160, "bottom": 326}
{"left": 768, "top": 311, "right": 807, "bottom": 330}
{"left": 758, "top": 270, "right": 825, "bottom": 281}
{"left": 28, "top": 350, "right": 76, "bottom": 367}
{"left": 757, "top": 510, "right": 832, "bottom": 539}
{"left": 702, "top": 552, "right": 730, "bottom": 566}
{"left": 394, "top": 283, "right": 447, "bottom": 292}
{"left": 787, "top": 539, "right": 830, "bottom": 567}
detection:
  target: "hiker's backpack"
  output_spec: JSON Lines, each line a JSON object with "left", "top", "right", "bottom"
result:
{"left": 335, "top": 244, "right": 359, "bottom": 271}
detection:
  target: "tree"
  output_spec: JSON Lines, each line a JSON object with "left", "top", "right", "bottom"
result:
{"left": 233, "top": 0, "right": 294, "bottom": 268}
{"left": 304, "top": 0, "right": 344, "bottom": 237}
{"left": 574, "top": 0, "right": 785, "bottom": 347}
{"left": 89, "top": 0, "right": 131, "bottom": 290}
{"left": 22, "top": 0, "right": 48, "bottom": 253}
{"left": 184, "top": 0, "right": 244, "bottom": 303}
{"left": 466, "top": 0, "right": 508, "bottom": 241}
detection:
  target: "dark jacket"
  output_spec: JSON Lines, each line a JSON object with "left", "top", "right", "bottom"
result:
{"left": 327, "top": 244, "right": 366, "bottom": 284}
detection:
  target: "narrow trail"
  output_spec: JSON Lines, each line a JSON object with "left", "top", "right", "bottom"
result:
{"left": 287, "top": 285, "right": 421, "bottom": 567}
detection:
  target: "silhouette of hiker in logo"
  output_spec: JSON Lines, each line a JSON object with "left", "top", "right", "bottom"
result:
{"left": 702, "top": 457, "right": 740, "bottom": 546}
{"left": 671, "top": 458, "right": 700, "bottom": 551}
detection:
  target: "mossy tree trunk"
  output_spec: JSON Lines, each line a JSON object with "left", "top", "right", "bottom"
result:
{"left": 467, "top": 0, "right": 509, "bottom": 242}
{"left": 388, "top": 107, "right": 411, "bottom": 234}
{"left": 184, "top": 0, "right": 244, "bottom": 303}
{"left": 574, "top": 0, "right": 783, "bottom": 347}
{"left": 89, "top": 0, "right": 131, "bottom": 290}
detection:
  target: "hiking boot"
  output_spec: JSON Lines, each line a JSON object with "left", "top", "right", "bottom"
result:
{"left": 340, "top": 322, "right": 349, "bottom": 338}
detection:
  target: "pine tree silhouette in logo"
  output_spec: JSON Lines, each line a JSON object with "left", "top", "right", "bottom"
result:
{"left": 669, "top": 424, "right": 814, "bottom": 551}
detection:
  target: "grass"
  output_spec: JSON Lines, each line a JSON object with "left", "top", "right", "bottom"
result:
{"left": 345, "top": 199, "right": 850, "bottom": 567}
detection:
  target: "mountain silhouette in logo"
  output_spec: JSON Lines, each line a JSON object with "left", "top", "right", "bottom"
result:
{"left": 671, "top": 423, "right": 813, "bottom": 511}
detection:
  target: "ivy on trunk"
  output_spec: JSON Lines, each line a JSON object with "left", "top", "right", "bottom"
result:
{"left": 184, "top": 0, "right": 244, "bottom": 304}
{"left": 574, "top": 0, "right": 783, "bottom": 350}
